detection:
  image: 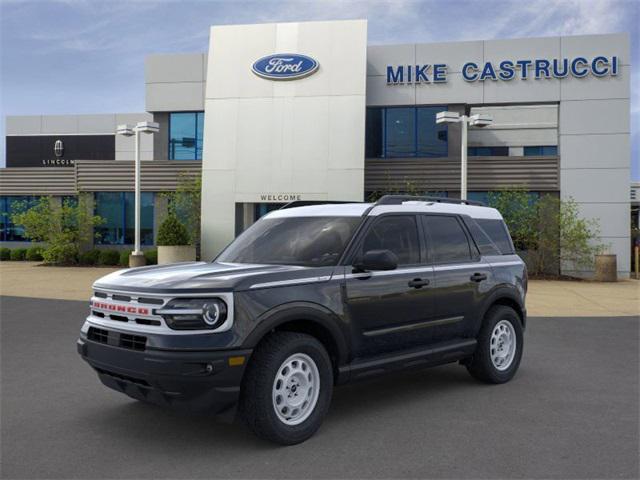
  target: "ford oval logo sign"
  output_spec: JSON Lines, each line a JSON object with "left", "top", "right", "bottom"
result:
{"left": 252, "top": 53, "right": 319, "bottom": 80}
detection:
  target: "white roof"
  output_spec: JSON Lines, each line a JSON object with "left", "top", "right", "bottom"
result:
{"left": 264, "top": 200, "right": 503, "bottom": 220}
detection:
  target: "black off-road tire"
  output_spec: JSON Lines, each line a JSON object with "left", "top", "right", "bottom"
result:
{"left": 240, "top": 331, "right": 333, "bottom": 445}
{"left": 466, "top": 305, "right": 523, "bottom": 384}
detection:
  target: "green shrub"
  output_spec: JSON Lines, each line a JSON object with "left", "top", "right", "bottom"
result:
{"left": 144, "top": 249, "right": 158, "bottom": 265}
{"left": 42, "top": 244, "right": 79, "bottom": 265}
{"left": 98, "top": 250, "right": 120, "bottom": 266}
{"left": 25, "top": 246, "right": 44, "bottom": 261}
{"left": 0, "top": 248, "right": 10, "bottom": 261}
{"left": 79, "top": 249, "right": 101, "bottom": 265}
{"left": 157, "top": 214, "right": 190, "bottom": 246}
{"left": 119, "top": 250, "right": 130, "bottom": 267}
{"left": 10, "top": 248, "right": 27, "bottom": 261}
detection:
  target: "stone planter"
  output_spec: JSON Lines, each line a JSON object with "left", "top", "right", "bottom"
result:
{"left": 157, "top": 245, "right": 196, "bottom": 265}
{"left": 594, "top": 254, "right": 617, "bottom": 282}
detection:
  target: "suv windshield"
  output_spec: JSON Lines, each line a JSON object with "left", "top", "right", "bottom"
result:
{"left": 217, "top": 216, "right": 362, "bottom": 267}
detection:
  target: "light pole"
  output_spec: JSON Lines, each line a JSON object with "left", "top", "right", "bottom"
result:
{"left": 116, "top": 121, "right": 159, "bottom": 267}
{"left": 436, "top": 111, "right": 492, "bottom": 200}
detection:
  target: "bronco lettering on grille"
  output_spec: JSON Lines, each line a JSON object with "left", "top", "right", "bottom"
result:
{"left": 90, "top": 300, "right": 150, "bottom": 316}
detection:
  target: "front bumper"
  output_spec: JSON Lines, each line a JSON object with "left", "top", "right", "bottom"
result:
{"left": 77, "top": 335, "right": 251, "bottom": 415}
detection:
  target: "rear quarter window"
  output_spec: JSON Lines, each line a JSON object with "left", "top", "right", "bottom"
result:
{"left": 476, "top": 219, "right": 515, "bottom": 255}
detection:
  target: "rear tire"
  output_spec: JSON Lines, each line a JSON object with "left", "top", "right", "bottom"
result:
{"left": 240, "top": 331, "right": 333, "bottom": 445}
{"left": 466, "top": 305, "right": 523, "bottom": 384}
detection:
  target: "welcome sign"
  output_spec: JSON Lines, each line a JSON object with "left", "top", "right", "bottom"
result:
{"left": 386, "top": 55, "right": 620, "bottom": 84}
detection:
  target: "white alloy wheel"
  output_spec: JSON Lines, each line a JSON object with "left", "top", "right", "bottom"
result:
{"left": 490, "top": 320, "right": 517, "bottom": 371}
{"left": 272, "top": 353, "right": 320, "bottom": 426}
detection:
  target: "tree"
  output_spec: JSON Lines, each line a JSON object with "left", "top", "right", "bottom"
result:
{"left": 11, "top": 196, "right": 104, "bottom": 265}
{"left": 157, "top": 214, "right": 190, "bottom": 246}
{"left": 162, "top": 173, "right": 201, "bottom": 246}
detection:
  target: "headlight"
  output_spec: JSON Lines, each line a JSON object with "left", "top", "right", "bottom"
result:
{"left": 157, "top": 298, "right": 228, "bottom": 330}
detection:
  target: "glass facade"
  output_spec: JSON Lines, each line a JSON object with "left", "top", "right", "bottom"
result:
{"left": 95, "top": 192, "right": 154, "bottom": 245}
{"left": 524, "top": 146, "right": 558, "bottom": 156}
{"left": 366, "top": 106, "right": 448, "bottom": 158}
{"left": 468, "top": 191, "right": 541, "bottom": 206}
{"left": 0, "top": 196, "right": 39, "bottom": 242}
{"left": 169, "top": 112, "right": 204, "bottom": 160}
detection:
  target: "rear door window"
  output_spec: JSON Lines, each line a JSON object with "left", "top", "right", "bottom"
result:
{"left": 423, "top": 215, "right": 472, "bottom": 264}
{"left": 476, "top": 219, "right": 515, "bottom": 254}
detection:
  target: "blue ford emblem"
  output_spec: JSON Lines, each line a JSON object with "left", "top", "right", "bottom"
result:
{"left": 252, "top": 53, "right": 319, "bottom": 80}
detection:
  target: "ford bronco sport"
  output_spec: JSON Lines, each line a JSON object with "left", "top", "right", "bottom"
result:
{"left": 78, "top": 195, "right": 527, "bottom": 444}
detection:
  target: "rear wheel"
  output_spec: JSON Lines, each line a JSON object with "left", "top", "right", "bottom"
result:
{"left": 466, "top": 305, "right": 523, "bottom": 383}
{"left": 240, "top": 331, "right": 333, "bottom": 445}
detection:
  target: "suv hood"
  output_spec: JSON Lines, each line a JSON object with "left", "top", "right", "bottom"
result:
{"left": 93, "top": 261, "right": 313, "bottom": 293}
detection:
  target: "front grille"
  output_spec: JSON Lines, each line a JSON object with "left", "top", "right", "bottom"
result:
{"left": 86, "top": 327, "right": 147, "bottom": 351}
{"left": 120, "top": 333, "right": 146, "bottom": 351}
{"left": 88, "top": 327, "right": 108, "bottom": 344}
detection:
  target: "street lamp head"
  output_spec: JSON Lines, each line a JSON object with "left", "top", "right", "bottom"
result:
{"left": 436, "top": 111, "right": 461, "bottom": 124}
{"left": 135, "top": 121, "right": 160, "bottom": 134}
{"left": 116, "top": 124, "right": 135, "bottom": 137}
{"left": 469, "top": 114, "right": 493, "bottom": 127}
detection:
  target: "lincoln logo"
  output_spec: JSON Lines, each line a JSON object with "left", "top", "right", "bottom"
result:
{"left": 90, "top": 300, "right": 150, "bottom": 316}
{"left": 252, "top": 53, "right": 319, "bottom": 80}
{"left": 54, "top": 139, "right": 64, "bottom": 158}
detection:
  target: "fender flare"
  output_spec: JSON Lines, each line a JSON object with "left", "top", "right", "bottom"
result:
{"left": 244, "top": 301, "right": 351, "bottom": 366}
{"left": 480, "top": 285, "right": 526, "bottom": 328}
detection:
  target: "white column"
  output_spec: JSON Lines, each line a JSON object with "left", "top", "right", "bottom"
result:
{"left": 134, "top": 129, "right": 141, "bottom": 255}
{"left": 460, "top": 116, "right": 468, "bottom": 201}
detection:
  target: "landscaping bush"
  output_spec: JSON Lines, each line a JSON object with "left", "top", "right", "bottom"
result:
{"left": 11, "top": 195, "right": 104, "bottom": 265}
{"left": 0, "top": 248, "right": 10, "bottom": 261}
{"left": 144, "top": 249, "right": 158, "bottom": 265}
{"left": 25, "top": 246, "right": 44, "bottom": 261}
{"left": 119, "top": 250, "right": 130, "bottom": 267}
{"left": 157, "top": 214, "right": 190, "bottom": 246}
{"left": 98, "top": 249, "right": 120, "bottom": 266}
{"left": 43, "top": 244, "right": 79, "bottom": 265}
{"left": 10, "top": 248, "right": 27, "bottom": 261}
{"left": 79, "top": 249, "right": 101, "bottom": 266}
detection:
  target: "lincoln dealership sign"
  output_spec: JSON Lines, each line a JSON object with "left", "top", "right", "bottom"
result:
{"left": 386, "top": 55, "right": 620, "bottom": 84}
{"left": 5, "top": 134, "right": 115, "bottom": 167}
{"left": 252, "top": 54, "right": 319, "bottom": 80}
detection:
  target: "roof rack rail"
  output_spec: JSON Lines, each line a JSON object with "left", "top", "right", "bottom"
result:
{"left": 374, "top": 195, "right": 485, "bottom": 207}
{"left": 279, "top": 200, "right": 362, "bottom": 210}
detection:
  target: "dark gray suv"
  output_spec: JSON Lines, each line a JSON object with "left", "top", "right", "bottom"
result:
{"left": 78, "top": 195, "right": 527, "bottom": 444}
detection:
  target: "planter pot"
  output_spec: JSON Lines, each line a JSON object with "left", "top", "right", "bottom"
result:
{"left": 157, "top": 245, "right": 196, "bottom": 265}
{"left": 594, "top": 254, "right": 617, "bottom": 282}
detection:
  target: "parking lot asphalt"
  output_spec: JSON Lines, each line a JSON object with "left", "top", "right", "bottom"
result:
{"left": 1, "top": 296, "right": 638, "bottom": 479}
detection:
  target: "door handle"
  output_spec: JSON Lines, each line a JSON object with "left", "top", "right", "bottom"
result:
{"left": 408, "top": 278, "right": 430, "bottom": 289}
{"left": 470, "top": 272, "right": 488, "bottom": 282}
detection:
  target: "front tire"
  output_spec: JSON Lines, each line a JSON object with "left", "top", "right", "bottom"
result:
{"left": 240, "top": 332, "right": 333, "bottom": 445}
{"left": 466, "top": 305, "right": 523, "bottom": 384}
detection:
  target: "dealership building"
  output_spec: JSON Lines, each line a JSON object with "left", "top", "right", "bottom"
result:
{"left": 0, "top": 20, "right": 632, "bottom": 276}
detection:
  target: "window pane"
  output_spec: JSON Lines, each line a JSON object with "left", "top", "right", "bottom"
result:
{"left": 417, "top": 107, "right": 447, "bottom": 157}
{"left": 425, "top": 215, "right": 471, "bottom": 263}
{"left": 541, "top": 145, "right": 558, "bottom": 156}
{"left": 1, "top": 196, "right": 37, "bottom": 242}
{"left": 169, "top": 113, "right": 197, "bottom": 160}
{"left": 468, "top": 191, "right": 489, "bottom": 205}
{"left": 385, "top": 108, "right": 415, "bottom": 157}
{"left": 524, "top": 146, "right": 542, "bottom": 156}
{"left": 95, "top": 192, "right": 124, "bottom": 245}
{"left": 361, "top": 216, "right": 420, "bottom": 265}
{"left": 365, "top": 108, "right": 383, "bottom": 158}
{"left": 196, "top": 112, "right": 205, "bottom": 160}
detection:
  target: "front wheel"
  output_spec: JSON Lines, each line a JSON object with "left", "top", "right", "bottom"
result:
{"left": 466, "top": 305, "right": 523, "bottom": 384}
{"left": 240, "top": 332, "right": 333, "bottom": 445}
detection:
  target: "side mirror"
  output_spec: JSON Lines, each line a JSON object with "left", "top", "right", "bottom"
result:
{"left": 354, "top": 249, "right": 398, "bottom": 272}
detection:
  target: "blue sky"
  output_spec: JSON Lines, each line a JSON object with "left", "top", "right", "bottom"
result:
{"left": 1, "top": 0, "right": 638, "bottom": 178}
